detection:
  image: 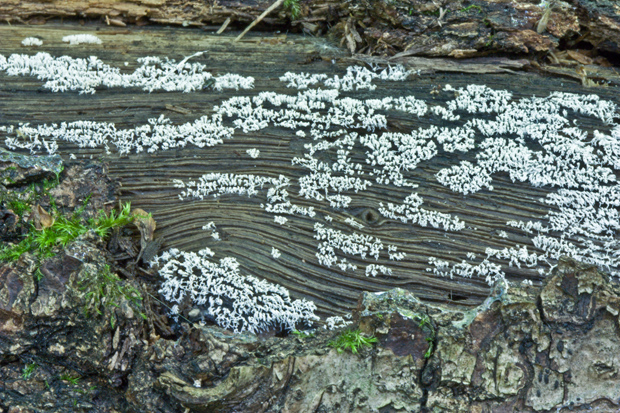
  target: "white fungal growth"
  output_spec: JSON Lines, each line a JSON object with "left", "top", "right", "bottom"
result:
{"left": 485, "top": 245, "right": 542, "bottom": 269}
{"left": 202, "top": 222, "right": 220, "bottom": 241}
{"left": 153, "top": 247, "right": 318, "bottom": 333}
{"left": 314, "top": 223, "right": 384, "bottom": 268}
{"left": 274, "top": 216, "right": 288, "bottom": 225}
{"left": 202, "top": 222, "right": 216, "bottom": 231}
{"left": 323, "top": 315, "right": 353, "bottom": 330}
{"left": 62, "top": 34, "right": 102, "bottom": 45}
{"left": 427, "top": 256, "right": 506, "bottom": 286}
{"left": 246, "top": 148, "right": 260, "bottom": 158}
{"left": 22, "top": 37, "right": 42, "bottom": 47}
{"left": 360, "top": 130, "right": 437, "bottom": 187}
{"left": 174, "top": 173, "right": 286, "bottom": 200}
{"left": 379, "top": 193, "right": 464, "bottom": 232}
{"left": 280, "top": 64, "right": 415, "bottom": 91}
{"left": 271, "top": 247, "right": 281, "bottom": 259}
{"left": 506, "top": 220, "right": 548, "bottom": 234}
{"left": 5, "top": 114, "right": 233, "bottom": 155}
{"left": 387, "top": 245, "right": 406, "bottom": 261}
{"left": 365, "top": 264, "right": 393, "bottom": 277}
{"left": 213, "top": 73, "right": 255, "bottom": 91}
{"left": 344, "top": 217, "right": 364, "bottom": 229}
{"left": 436, "top": 161, "right": 494, "bottom": 196}
{"left": 0, "top": 52, "right": 254, "bottom": 94}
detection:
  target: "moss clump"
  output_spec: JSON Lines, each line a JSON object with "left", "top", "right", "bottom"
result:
{"left": 284, "top": 0, "right": 301, "bottom": 19}
{"left": 328, "top": 329, "right": 378, "bottom": 355}
{"left": 80, "top": 264, "right": 146, "bottom": 328}
{"left": 291, "top": 329, "right": 315, "bottom": 339}
{"left": 0, "top": 201, "right": 133, "bottom": 262}
{"left": 22, "top": 363, "right": 37, "bottom": 380}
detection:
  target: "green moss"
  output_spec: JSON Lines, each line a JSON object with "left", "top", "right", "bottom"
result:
{"left": 22, "top": 363, "right": 37, "bottom": 380}
{"left": 59, "top": 373, "right": 80, "bottom": 385}
{"left": 8, "top": 198, "right": 31, "bottom": 216}
{"left": 413, "top": 314, "right": 435, "bottom": 359}
{"left": 34, "top": 268, "right": 44, "bottom": 282}
{"left": 485, "top": 34, "right": 496, "bottom": 48}
{"left": 0, "top": 237, "right": 33, "bottom": 261}
{"left": 90, "top": 201, "right": 133, "bottom": 238}
{"left": 291, "top": 329, "right": 315, "bottom": 339}
{"left": 284, "top": 0, "right": 301, "bottom": 20}
{"left": 79, "top": 264, "right": 147, "bottom": 328}
{"left": 460, "top": 4, "right": 483, "bottom": 13}
{"left": 0, "top": 201, "right": 133, "bottom": 262}
{"left": 328, "top": 329, "right": 378, "bottom": 355}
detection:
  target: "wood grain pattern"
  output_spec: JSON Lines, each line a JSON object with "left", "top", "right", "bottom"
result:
{"left": 1, "top": 23, "right": 618, "bottom": 316}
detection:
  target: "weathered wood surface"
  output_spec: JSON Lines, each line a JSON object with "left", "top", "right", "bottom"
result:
{"left": 0, "top": 23, "right": 619, "bottom": 317}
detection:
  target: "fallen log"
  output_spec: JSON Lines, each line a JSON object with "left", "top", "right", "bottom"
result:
{"left": 1, "top": 20, "right": 620, "bottom": 413}
{"left": 1, "top": 23, "right": 619, "bottom": 317}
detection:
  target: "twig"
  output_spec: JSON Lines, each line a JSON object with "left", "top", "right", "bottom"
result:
{"left": 216, "top": 17, "right": 231, "bottom": 34}
{"left": 234, "top": 0, "right": 284, "bottom": 43}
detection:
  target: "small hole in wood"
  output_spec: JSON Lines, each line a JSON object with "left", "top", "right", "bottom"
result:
{"left": 361, "top": 208, "right": 379, "bottom": 224}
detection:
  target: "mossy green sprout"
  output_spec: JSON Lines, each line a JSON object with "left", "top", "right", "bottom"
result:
{"left": 59, "top": 373, "right": 80, "bottom": 385}
{"left": 291, "top": 329, "right": 315, "bottom": 339}
{"left": 8, "top": 197, "right": 31, "bottom": 216}
{"left": 284, "top": 0, "right": 301, "bottom": 20}
{"left": 328, "top": 329, "right": 378, "bottom": 355}
{"left": 460, "top": 4, "right": 483, "bottom": 13}
{"left": 34, "top": 268, "right": 44, "bottom": 282}
{"left": 413, "top": 314, "right": 435, "bottom": 359}
{"left": 79, "top": 264, "right": 147, "bottom": 329}
{"left": 484, "top": 34, "right": 496, "bottom": 48}
{"left": 22, "top": 363, "right": 37, "bottom": 380}
{"left": 90, "top": 201, "right": 133, "bottom": 237}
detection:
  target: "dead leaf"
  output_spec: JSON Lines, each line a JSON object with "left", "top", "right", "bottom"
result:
{"left": 132, "top": 208, "right": 156, "bottom": 243}
{"left": 567, "top": 50, "right": 593, "bottom": 65}
{"left": 31, "top": 205, "right": 55, "bottom": 230}
{"left": 132, "top": 208, "right": 160, "bottom": 264}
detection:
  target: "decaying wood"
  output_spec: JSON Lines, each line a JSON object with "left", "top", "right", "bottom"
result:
{"left": 0, "top": 24, "right": 619, "bottom": 318}
{"left": 0, "top": 0, "right": 619, "bottom": 63}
